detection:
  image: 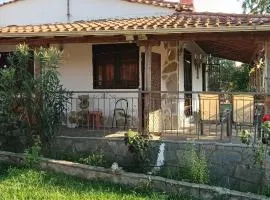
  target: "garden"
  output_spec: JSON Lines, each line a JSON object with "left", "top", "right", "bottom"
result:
{"left": 0, "top": 45, "right": 269, "bottom": 200}
{"left": 0, "top": 164, "right": 188, "bottom": 200}
{"left": 0, "top": 45, "right": 192, "bottom": 200}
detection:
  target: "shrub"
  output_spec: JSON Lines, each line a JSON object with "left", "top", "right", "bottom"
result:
{"left": 24, "top": 136, "right": 41, "bottom": 167}
{"left": 240, "top": 130, "right": 252, "bottom": 145}
{"left": 159, "top": 145, "right": 209, "bottom": 184}
{"left": 79, "top": 151, "right": 106, "bottom": 167}
{"left": 182, "top": 146, "right": 209, "bottom": 184}
{"left": 124, "top": 130, "right": 157, "bottom": 173}
{"left": 0, "top": 44, "right": 71, "bottom": 154}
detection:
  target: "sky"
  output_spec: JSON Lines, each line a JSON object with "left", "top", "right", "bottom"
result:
{"left": 0, "top": 0, "right": 244, "bottom": 14}
{"left": 171, "top": 0, "right": 243, "bottom": 13}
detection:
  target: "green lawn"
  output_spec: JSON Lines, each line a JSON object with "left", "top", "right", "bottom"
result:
{"left": 0, "top": 165, "right": 191, "bottom": 200}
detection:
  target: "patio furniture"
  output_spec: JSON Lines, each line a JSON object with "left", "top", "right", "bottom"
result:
{"left": 199, "top": 94, "right": 221, "bottom": 135}
{"left": 89, "top": 111, "right": 103, "bottom": 129}
{"left": 112, "top": 99, "right": 129, "bottom": 129}
{"left": 232, "top": 94, "right": 254, "bottom": 134}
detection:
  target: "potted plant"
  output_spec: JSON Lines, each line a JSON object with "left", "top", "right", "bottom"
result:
{"left": 68, "top": 111, "right": 77, "bottom": 128}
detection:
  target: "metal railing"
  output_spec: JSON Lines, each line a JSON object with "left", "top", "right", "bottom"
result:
{"left": 61, "top": 90, "right": 267, "bottom": 143}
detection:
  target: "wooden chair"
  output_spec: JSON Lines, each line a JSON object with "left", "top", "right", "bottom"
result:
{"left": 111, "top": 99, "right": 129, "bottom": 129}
{"left": 232, "top": 94, "right": 254, "bottom": 134}
{"left": 199, "top": 94, "right": 220, "bottom": 135}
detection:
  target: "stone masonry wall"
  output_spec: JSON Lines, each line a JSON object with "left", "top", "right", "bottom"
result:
{"left": 163, "top": 141, "right": 270, "bottom": 193}
{"left": 53, "top": 136, "right": 133, "bottom": 167}
{"left": 0, "top": 151, "right": 268, "bottom": 200}
{"left": 54, "top": 136, "right": 270, "bottom": 193}
{"left": 161, "top": 42, "right": 179, "bottom": 129}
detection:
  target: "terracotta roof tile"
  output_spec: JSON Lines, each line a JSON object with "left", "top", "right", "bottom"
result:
{"left": 0, "top": 0, "right": 21, "bottom": 7}
{"left": 1, "top": 12, "right": 270, "bottom": 36}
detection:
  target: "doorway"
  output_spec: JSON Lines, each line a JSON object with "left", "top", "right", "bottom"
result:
{"left": 184, "top": 50, "right": 192, "bottom": 116}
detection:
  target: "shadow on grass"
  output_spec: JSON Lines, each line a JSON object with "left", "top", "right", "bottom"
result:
{"left": 0, "top": 163, "right": 192, "bottom": 200}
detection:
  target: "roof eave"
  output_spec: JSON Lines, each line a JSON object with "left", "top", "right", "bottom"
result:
{"left": 1, "top": 25, "right": 270, "bottom": 38}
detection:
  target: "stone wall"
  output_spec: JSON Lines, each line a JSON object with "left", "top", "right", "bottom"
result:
{"left": 163, "top": 141, "right": 270, "bottom": 193}
{"left": 0, "top": 135, "right": 27, "bottom": 153}
{"left": 161, "top": 42, "right": 180, "bottom": 129}
{"left": 53, "top": 136, "right": 133, "bottom": 167}
{"left": 53, "top": 136, "right": 270, "bottom": 194}
{"left": 0, "top": 151, "right": 268, "bottom": 200}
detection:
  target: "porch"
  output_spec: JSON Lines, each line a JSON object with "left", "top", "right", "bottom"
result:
{"left": 59, "top": 90, "right": 265, "bottom": 144}
{"left": 1, "top": 13, "right": 270, "bottom": 145}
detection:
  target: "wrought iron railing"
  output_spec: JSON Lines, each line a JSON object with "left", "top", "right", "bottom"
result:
{"left": 61, "top": 90, "right": 267, "bottom": 143}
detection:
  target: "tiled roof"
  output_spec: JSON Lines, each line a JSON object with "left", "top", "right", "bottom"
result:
{"left": 1, "top": 12, "right": 270, "bottom": 36}
{"left": 0, "top": 0, "right": 20, "bottom": 7}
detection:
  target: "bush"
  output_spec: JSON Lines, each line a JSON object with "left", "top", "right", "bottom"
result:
{"left": 182, "top": 146, "right": 209, "bottom": 184}
{"left": 124, "top": 130, "right": 158, "bottom": 173}
{"left": 24, "top": 136, "right": 41, "bottom": 167}
{"left": 0, "top": 44, "right": 70, "bottom": 154}
{"left": 159, "top": 145, "right": 209, "bottom": 184}
{"left": 78, "top": 151, "right": 106, "bottom": 167}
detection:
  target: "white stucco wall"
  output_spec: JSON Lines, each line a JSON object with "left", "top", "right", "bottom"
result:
{"left": 57, "top": 43, "right": 139, "bottom": 128}
{"left": 178, "top": 41, "right": 207, "bottom": 121}
{"left": 58, "top": 43, "right": 92, "bottom": 91}
{"left": 178, "top": 41, "right": 206, "bottom": 93}
{"left": 0, "top": 41, "right": 206, "bottom": 130}
{"left": 0, "top": 0, "right": 173, "bottom": 26}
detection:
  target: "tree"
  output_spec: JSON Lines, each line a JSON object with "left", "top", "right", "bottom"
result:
{"left": 0, "top": 44, "right": 70, "bottom": 153}
{"left": 241, "top": 0, "right": 270, "bottom": 14}
{"left": 208, "top": 58, "right": 250, "bottom": 92}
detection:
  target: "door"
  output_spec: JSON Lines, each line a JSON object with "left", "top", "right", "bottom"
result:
{"left": 202, "top": 63, "right": 206, "bottom": 91}
{"left": 184, "top": 50, "right": 192, "bottom": 116}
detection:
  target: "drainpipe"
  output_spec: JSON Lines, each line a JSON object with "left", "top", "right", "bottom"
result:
{"left": 67, "top": 0, "right": 71, "bottom": 22}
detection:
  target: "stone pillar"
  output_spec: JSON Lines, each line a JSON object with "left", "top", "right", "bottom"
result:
{"left": 264, "top": 40, "right": 270, "bottom": 113}
{"left": 143, "top": 43, "right": 152, "bottom": 136}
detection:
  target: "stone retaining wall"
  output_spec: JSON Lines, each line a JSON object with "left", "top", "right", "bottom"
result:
{"left": 0, "top": 151, "right": 268, "bottom": 200}
{"left": 54, "top": 136, "right": 270, "bottom": 193}
{"left": 163, "top": 140, "right": 270, "bottom": 193}
{"left": 53, "top": 136, "right": 133, "bottom": 165}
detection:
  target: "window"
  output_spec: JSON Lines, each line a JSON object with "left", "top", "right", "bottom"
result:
{"left": 0, "top": 51, "right": 34, "bottom": 75}
{"left": 184, "top": 50, "right": 192, "bottom": 116}
{"left": 93, "top": 44, "right": 139, "bottom": 89}
{"left": 202, "top": 63, "right": 206, "bottom": 91}
{"left": 0, "top": 52, "right": 10, "bottom": 69}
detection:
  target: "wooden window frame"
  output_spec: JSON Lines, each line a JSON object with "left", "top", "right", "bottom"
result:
{"left": 0, "top": 52, "right": 11, "bottom": 69}
{"left": 93, "top": 43, "right": 139, "bottom": 89}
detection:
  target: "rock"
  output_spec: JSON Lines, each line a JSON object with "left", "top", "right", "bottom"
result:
{"left": 168, "top": 49, "right": 176, "bottom": 61}
{"left": 234, "top": 165, "right": 264, "bottom": 184}
{"left": 162, "top": 75, "right": 168, "bottom": 80}
{"left": 163, "top": 62, "right": 178, "bottom": 74}
{"left": 166, "top": 73, "right": 178, "bottom": 91}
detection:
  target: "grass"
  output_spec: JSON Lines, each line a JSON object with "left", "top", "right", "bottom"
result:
{"left": 0, "top": 164, "right": 192, "bottom": 200}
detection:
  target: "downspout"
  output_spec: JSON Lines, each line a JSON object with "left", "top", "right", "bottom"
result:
{"left": 67, "top": 0, "right": 71, "bottom": 22}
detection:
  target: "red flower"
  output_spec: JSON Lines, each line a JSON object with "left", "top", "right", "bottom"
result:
{"left": 263, "top": 114, "right": 270, "bottom": 122}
